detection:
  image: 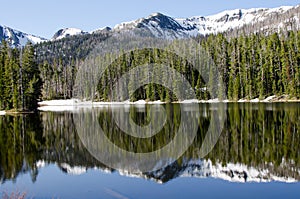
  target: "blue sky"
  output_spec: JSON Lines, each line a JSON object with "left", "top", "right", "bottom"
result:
{"left": 0, "top": 0, "right": 299, "bottom": 39}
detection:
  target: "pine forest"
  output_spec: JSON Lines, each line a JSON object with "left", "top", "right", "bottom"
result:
{"left": 0, "top": 30, "right": 300, "bottom": 110}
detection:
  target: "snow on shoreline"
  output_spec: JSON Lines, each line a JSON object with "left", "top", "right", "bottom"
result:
{"left": 38, "top": 96, "right": 300, "bottom": 107}
{"left": 0, "top": 96, "right": 295, "bottom": 113}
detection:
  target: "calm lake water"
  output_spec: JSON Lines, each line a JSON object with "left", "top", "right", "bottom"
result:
{"left": 0, "top": 103, "right": 300, "bottom": 199}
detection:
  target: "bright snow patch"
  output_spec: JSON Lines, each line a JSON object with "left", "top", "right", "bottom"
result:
{"left": 38, "top": 99, "right": 78, "bottom": 112}
{"left": 26, "top": 34, "right": 47, "bottom": 44}
{"left": 147, "top": 100, "right": 165, "bottom": 104}
{"left": 52, "top": 28, "right": 87, "bottom": 40}
{"left": 250, "top": 98, "right": 260, "bottom": 102}
{"left": 38, "top": 99, "right": 77, "bottom": 106}
{"left": 113, "top": 5, "right": 295, "bottom": 39}
{"left": 262, "top": 95, "right": 276, "bottom": 102}
{"left": 238, "top": 99, "right": 248, "bottom": 102}
{"left": 38, "top": 106, "right": 76, "bottom": 112}
{"left": 0, "top": 25, "right": 48, "bottom": 47}
{"left": 180, "top": 99, "right": 200, "bottom": 103}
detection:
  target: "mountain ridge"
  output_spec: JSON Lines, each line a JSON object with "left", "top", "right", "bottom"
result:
{"left": 51, "top": 28, "right": 88, "bottom": 40}
{"left": 0, "top": 25, "right": 47, "bottom": 47}
{"left": 1, "top": 4, "right": 299, "bottom": 46}
{"left": 116, "top": 5, "right": 298, "bottom": 39}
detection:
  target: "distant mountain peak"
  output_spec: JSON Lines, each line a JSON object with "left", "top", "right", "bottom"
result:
{"left": 91, "top": 26, "right": 112, "bottom": 34}
{"left": 51, "top": 28, "right": 88, "bottom": 41}
{"left": 1, "top": 4, "right": 299, "bottom": 47}
{"left": 141, "top": 12, "right": 184, "bottom": 31}
{"left": 0, "top": 25, "right": 47, "bottom": 47}
{"left": 112, "top": 5, "right": 299, "bottom": 39}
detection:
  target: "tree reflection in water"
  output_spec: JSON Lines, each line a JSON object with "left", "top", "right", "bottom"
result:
{"left": 0, "top": 103, "right": 299, "bottom": 184}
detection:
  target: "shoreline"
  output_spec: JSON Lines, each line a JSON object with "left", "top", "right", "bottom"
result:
{"left": 38, "top": 96, "right": 300, "bottom": 111}
{"left": 38, "top": 95, "right": 300, "bottom": 107}
{"left": 1, "top": 96, "right": 299, "bottom": 114}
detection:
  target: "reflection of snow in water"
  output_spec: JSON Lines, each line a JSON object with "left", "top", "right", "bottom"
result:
{"left": 35, "top": 159, "right": 298, "bottom": 184}
{"left": 60, "top": 163, "right": 87, "bottom": 176}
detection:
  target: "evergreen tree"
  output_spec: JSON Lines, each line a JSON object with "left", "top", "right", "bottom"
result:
{"left": 21, "top": 43, "right": 42, "bottom": 111}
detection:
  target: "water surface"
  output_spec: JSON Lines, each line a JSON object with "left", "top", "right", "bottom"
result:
{"left": 0, "top": 103, "right": 299, "bottom": 198}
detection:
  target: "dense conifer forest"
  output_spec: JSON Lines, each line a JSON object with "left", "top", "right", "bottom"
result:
{"left": 91, "top": 31, "right": 300, "bottom": 102}
{"left": 0, "top": 41, "right": 41, "bottom": 111}
{"left": 0, "top": 30, "right": 299, "bottom": 109}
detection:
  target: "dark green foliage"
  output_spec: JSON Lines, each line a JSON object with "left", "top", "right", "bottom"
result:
{"left": 94, "top": 31, "right": 300, "bottom": 102}
{"left": 199, "top": 31, "right": 300, "bottom": 100}
{"left": 0, "top": 42, "right": 42, "bottom": 111}
{"left": 21, "top": 44, "right": 42, "bottom": 110}
{"left": 96, "top": 48, "right": 203, "bottom": 102}
{"left": 34, "top": 32, "right": 109, "bottom": 99}
{"left": 2, "top": 29, "right": 299, "bottom": 103}
{"left": 35, "top": 32, "right": 110, "bottom": 66}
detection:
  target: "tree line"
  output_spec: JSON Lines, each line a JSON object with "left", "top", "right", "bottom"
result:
{"left": 90, "top": 30, "right": 300, "bottom": 102}
{"left": 200, "top": 31, "right": 300, "bottom": 100}
{"left": 35, "top": 31, "right": 109, "bottom": 100}
{"left": 1, "top": 30, "right": 300, "bottom": 108}
{"left": 0, "top": 41, "right": 41, "bottom": 111}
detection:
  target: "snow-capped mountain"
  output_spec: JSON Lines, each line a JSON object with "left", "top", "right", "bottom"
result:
{"left": 51, "top": 28, "right": 88, "bottom": 40}
{"left": 113, "top": 5, "right": 300, "bottom": 39}
{"left": 114, "top": 12, "right": 190, "bottom": 38}
{"left": 91, "top": 26, "right": 112, "bottom": 34}
{"left": 0, "top": 25, "right": 47, "bottom": 47}
{"left": 1, "top": 4, "right": 299, "bottom": 46}
{"left": 47, "top": 4, "right": 300, "bottom": 42}
{"left": 176, "top": 6, "right": 298, "bottom": 36}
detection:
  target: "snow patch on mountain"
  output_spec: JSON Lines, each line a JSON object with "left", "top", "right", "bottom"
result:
{"left": 1, "top": 5, "right": 299, "bottom": 46}
{"left": 112, "top": 5, "right": 297, "bottom": 39}
{"left": 51, "top": 28, "right": 87, "bottom": 40}
{"left": 0, "top": 25, "right": 47, "bottom": 47}
{"left": 91, "top": 26, "right": 112, "bottom": 34}
{"left": 177, "top": 5, "right": 294, "bottom": 35}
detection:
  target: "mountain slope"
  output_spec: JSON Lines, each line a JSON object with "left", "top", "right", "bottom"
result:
{"left": 114, "top": 12, "right": 189, "bottom": 38}
{"left": 47, "top": 4, "right": 300, "bottom": 42}
{"left": 1, "top": 4, "right": 299, "bottom": 46}
{"left": 113, "top": 5, "right": 300, "bottom": 39}
{"left": 0, "top": 25, "right": 47, "bottom": 47}
{"left": 51, "top": 28, "right": 88, "bottom": 40}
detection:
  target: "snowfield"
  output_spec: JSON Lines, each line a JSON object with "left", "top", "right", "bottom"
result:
{"left": 51, "top": 28, "right": 87, "bottom": 40}
{"left": 0, "top": 25, "right": 47, "bottom": 47}
{"left": 111, "top": 5, "right": 297, "bottom": 39}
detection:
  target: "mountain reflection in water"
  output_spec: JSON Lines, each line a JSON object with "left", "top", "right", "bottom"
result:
{"left": 0, "top": 103, "right": 299, "bottom": 185}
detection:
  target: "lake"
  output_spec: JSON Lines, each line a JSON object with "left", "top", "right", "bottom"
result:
{"left": 0, "top": 103, "right": 300, "bottom": 199}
